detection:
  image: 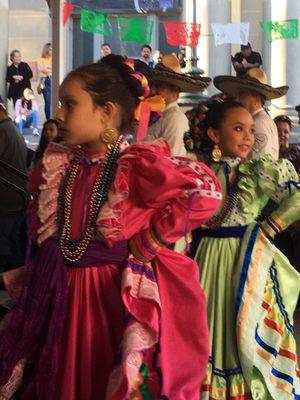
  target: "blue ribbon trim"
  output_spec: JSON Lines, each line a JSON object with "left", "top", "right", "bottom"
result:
{"left": 271, "top": 367, "right": 294, "bottom": 386}
{"left": 270, "top": 263, "right": 294, "bottom": 334}
{"left": 266, "top": 218, "right": 280, "bottom": 235}
{"left": 234, "top": 224, "right": 260, "bottom": 321}
{"left": 285, "top": 180, "right": 300, "bottom": 195}
{"left": 208, "top": 357, "right": 243, "bottom": 377}
{"left": 128, "top": 258, "right": 156, "bottom": 282}
{"left": 293, "top": 388, "right": 300, "bottom": 400}
{"left": 255, "top": 329, "right": 278, "bottom": 357}
{"left": 255, "top": 329, "right": 298, "bottom": 388}
{"left": 196, "top": 225, "right": 248, "bottom": 238}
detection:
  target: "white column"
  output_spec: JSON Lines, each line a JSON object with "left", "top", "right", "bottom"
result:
{"left": 286, "top": 0, "right": 300, "bottom": 107}
{"left": 231, "top": 0, "right": 241, "bottom": 75}
{"left": 270, "top": 0, "right": 287, "bottom": 109}
{"left": 0, "top": 0, "right": 9, "bottom": 101}
{"left": 262, "top": 0, "right": 272, "bottom": 82}
{"left": 182, "top": 0, "right": 194, "bottom": 64}
{"left": 51, "top": 0, "right": 65, "bottom": 117}
{"left": 196, "top": 0, "right": 208, "bottom": 77}
{"left": 196, "top": 0, "right": 231, "bottom": 95}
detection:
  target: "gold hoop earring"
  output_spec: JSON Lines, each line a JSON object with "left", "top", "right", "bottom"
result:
{"left": 212, "top": 144, "right": 222, "bottom": 162}
{"left": 100, "top": 128, "right": 119, "bottom": 147}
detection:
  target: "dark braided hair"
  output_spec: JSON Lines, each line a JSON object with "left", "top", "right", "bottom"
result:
{"left": 185, "top": 100, "right": 247, "bottom": 158}
{"left": 65, "top": 55, "right": 147, "bottom": 132}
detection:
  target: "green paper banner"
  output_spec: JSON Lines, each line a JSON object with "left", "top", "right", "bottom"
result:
{"left": 80, "top": 8, "right": 112, "bottom": 36}
{"left": 260, "top": 19, "right": 298, "bottom": 42}
{"left": 117, "top": 17, "right": 154, "bottom": 44}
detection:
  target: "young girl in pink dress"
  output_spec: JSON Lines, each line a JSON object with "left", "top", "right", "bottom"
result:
{"left": 0, "top": 55, "right": 222, "bottom": 400}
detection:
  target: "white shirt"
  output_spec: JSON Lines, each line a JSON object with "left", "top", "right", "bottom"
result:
{"left": 251, "top": 108, "right": 279, "bottom": 160}
{"left": 145, "top": 101, "right": 189, "bottom": 157}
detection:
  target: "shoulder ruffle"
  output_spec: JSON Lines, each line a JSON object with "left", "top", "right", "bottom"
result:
{"left": 237, "top": 154, "right": 299, "bottom": 217}
{"left": 237, "top": 155, "right": 273, "bottom": 219}
{"left": 37, "top": 142, "right": 73, "bottom": 244}
{"left": 96, "top": 140, "right": 170, "bottom": 244}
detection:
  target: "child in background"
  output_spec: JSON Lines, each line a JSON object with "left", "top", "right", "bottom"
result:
{"left": 187, "top": 101, "right": 300, "bottom": 400}
{"left": 15, "top": 88, "right": 39, "bottom": 136}
{"left": 0, "top": 55, "right": 222, "bottom": 400}
{"left": 33, "top": 119, "right": 61, "bottom": 166}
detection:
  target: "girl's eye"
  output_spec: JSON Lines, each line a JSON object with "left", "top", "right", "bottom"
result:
{"left": 66, "top": 101, "right": 74, "bottom": 109}
{"left": 235, "top": 126, "right": 243, "bottom": 132}
{"left": 251, "top": 128, "right": 255, "bottom": 135}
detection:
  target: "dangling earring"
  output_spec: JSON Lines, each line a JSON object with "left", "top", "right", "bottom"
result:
{"left": 100, "top": 128, "right": 119, "bottom": 148}
{"left": 212, "top": 144, "right": 222, "bottom": 162}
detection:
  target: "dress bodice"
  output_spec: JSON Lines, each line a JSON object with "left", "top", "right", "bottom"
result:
{"left": 206, "top": 155, "right": 300, "bottom": 228}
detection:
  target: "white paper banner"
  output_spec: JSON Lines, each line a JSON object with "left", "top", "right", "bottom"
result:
{"left": 211, "top": 23, "right": 250, "bottom": 46}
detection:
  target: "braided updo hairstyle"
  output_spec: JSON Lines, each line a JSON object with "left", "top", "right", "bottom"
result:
{"left": 185, "top": 100, "right": 247, "bottom": 158}
{"left": 64, "top": 55, "right": 147, "bottom": 132}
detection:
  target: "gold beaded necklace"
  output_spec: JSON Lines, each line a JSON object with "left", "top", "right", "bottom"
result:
{"left": 58, "top": 138, "right": 121, "bottom": 262}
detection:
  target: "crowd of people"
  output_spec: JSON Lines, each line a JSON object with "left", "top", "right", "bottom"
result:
{"left": 6, "top": 43, "right": 52, "bottom": 137}
{"left": 0, "top": 40, "right": 299, "bottom": 400}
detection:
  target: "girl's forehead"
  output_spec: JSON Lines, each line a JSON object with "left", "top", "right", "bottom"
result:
{"left": 224, "top": 107, "right": 253, "bottom": 122}
{"left": 60, "top": 77, "right": 83, "bottom": 95}
{"left": 46, "top": 122, "right": 56, "bottom": 128}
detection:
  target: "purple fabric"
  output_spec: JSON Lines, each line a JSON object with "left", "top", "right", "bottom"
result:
{"left": 0, "top": 238, "right": 129, "bottom": 399}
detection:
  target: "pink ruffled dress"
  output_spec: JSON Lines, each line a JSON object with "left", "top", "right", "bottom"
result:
{"left": 0, "top": 138, "right": 222, "bottom": 400}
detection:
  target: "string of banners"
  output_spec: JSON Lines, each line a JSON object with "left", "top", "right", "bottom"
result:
{"left": 63, "top": 3, "right": 299, "bottom": 46}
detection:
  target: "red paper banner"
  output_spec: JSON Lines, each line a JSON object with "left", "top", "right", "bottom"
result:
{"left": 63, "top": 2, "right": 74, "bottom": 26}
{"left": 163, "top": 21, "right": 201, "bottom": 47}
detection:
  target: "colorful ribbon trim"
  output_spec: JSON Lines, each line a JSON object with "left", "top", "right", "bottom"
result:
{"left": 234, "top": 224, "right": 260, "bottom": 321}
{"left": 124, "top": 58, "right": 165, "bottom": 141}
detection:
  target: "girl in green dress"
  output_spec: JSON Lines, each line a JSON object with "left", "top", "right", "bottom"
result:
{"left": 185, "top": 101, "right": 300, "bottom": 400}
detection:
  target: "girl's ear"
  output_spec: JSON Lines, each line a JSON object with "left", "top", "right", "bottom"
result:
{"left": 207, "top": 127, "right": 220, "bottom": 144}
{"left": 101, "top": 101, "right": 120, "bottom": 127}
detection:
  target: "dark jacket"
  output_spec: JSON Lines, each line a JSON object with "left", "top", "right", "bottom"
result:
{"left": 280, "top": 144, "right": 300, "bottom": 173}
{"left": 0, "top": 118, "right": 28, "bottom": 215}
{"left": 6, "top": 62, "right": 33, "bottom": 101}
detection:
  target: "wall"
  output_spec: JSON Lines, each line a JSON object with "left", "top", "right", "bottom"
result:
{"left": 0, "top": 0, "right": 9, "bottom": 100}
{"left": 7, "top": 0, "right": 51, "bottom": 123}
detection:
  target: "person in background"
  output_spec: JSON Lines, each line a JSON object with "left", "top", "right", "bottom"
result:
{"left": 186, "top": 100, "right": 300, "bottom": 399}
{"left": 177, "top": 47, "right": 186, "bottom": 69}
{"left": 232, "top": 42, "right": 262, "bottom": 76}
{"left": 214, "top": 68, "right": 288, "bottom": 159}
{"left": 0, "top": 55, "right": 221, "bottom": 400}
{"left": 0, "top": 97, "right": 28, "bottom": 275}
{"left": 145, "top": 54, "right": 211, "bottom": 157}
{"left": 38, "top": 42, "right": 52, "bottom": 120}
{"left": 153, "top": 50, "right": 163, "bottom": 65}
{"left": 6, "top": 49, "right": 33, "bottom": 107}
{"left": 100, "top": 43, "right": 112, "bottom": 59}
{"left": 33, "top": 119, "right": 61, "bottom": 167}
{"left": 274, "top": 114, "right": 300, "bottom": 173}
{"left": 273, "top": 114, "right": 300, "bottom": 272}
{"left": 15, "top": 89, "right": 39, "bottom": 136}
{"left": 140, "top": 44, "right": 155, "bottom": 68}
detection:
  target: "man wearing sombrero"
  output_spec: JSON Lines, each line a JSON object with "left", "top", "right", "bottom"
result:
{"left": 214, "top": 68, "right": 288, "bottom": 159}
{"left": 145, "top": 54, "right": 211, "bottom": 156}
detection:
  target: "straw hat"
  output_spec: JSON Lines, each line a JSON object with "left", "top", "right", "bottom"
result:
{"left": 152, "top": 54, "right": 211, "bottom": 92}
{"left": 23, "top": 88, "right": 35, "bottom": 101}
{"left": 213, "top": 68, "right": 288, "bottom": 100}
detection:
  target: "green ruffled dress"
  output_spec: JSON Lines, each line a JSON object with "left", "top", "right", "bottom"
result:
{"left": 194, "top": 155, "right": 300, "bottom": 400}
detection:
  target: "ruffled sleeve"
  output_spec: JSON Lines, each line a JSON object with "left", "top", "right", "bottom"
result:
{"left": 253, "top": 156, "right": 300, "bottom": 237}
{"left": 27, "top": 163, "right": 45, "bottom": 240}
{"left": 27, "top": 142, "right": 73, "bottom": 244}
{"left": 102, "top": 140, "right": 221, "bottom": 399}
{"left": 100, "top": 140, "right": 222, "bottom": 252}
